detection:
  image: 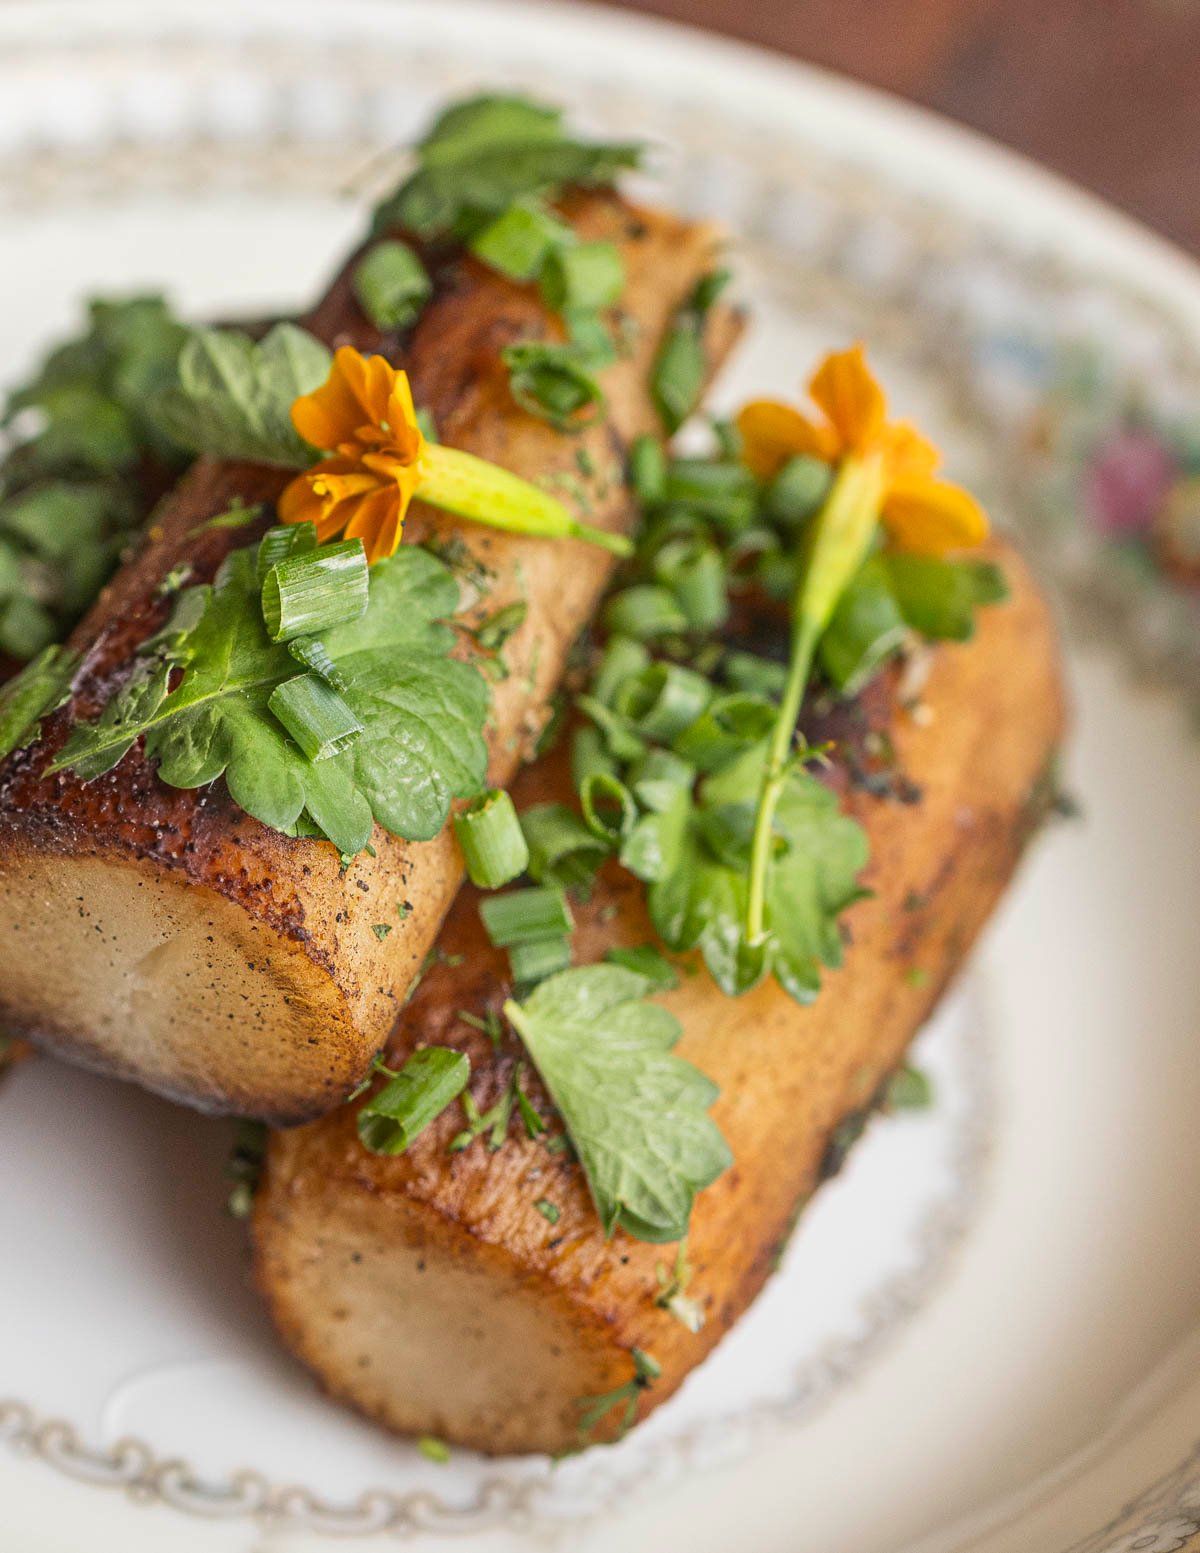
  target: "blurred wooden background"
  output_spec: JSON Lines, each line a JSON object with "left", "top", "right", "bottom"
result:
{"left": 587, "top": 0, "right": 1200, "bottom": 255}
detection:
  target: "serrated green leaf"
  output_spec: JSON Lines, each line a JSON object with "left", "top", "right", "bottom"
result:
{"left": 0, "top": 645, "right": 78, "bottom": 761}
{"left": 883, "top": 554, "right": 1009, "bottom": 642}
{"left": 373, "top": 92, "right": 641, "bottom": 240}
{"left": 151, "top": 324, "right": 331, "bottom": 467}
{"left": 818, "top": 555, "right": 908, "bottom": 695}
{"left": 505, "top": 964, "right": 730, "bottom": 1241}
{"left": 53, "top": 539, "right": 489, "bottom": 854}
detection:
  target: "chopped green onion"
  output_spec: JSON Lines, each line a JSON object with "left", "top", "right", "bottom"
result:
{"left": 651, "top": 321, "right": 705, "bottom": 436}
{"left": 722, "top": 650, "right": 788, "bottom": 699}
{"left": 629, "top": 433, "right": 667, "bottom": 504}
{"left": 520, "top": 802, "right": 611, "bottom": 889}
{"left": 541, "top": 241, "right": 625, "bottom": 312}
{"left": 453, "top": 788, "right": 530, "bottom": 888}
{"left": 654, "top": 538, "right": 728, "bottom": 631}
{"left": 534, "top": 1197, "right": 561, "bottom": 1224}
{"left": 764, "top": 454, "right": 833, "bottom": 528}
{"left": 256, "top": 521, "right": 316, "bottom": 585}
{"left": 591, "top": 634, "right": 650, "bottom": 707}
{"left": 615, "top": 662, "right": 713, "bottom": 742}
{"left": 509, "top": 934, "right": 573, "bottom": 984}
{"left": 628, "top": 746, "right": 696, "bottom": 793}
{"left": 758, "top": 546, "right": 800, "bottom": 601}
{"left": 501, "top": 341, "right": 605, "bottom": 430}
{"left": 711, "top": 416, "right": 743, "bottom": 459}
{"left": 261, "top": 539, "right": 369, "bottom": 642}
{"left": 470, "top": 200, "right": 572, "bottom": 281}
{"left": 268, "top": 673, "right": 364, "bottom": 761}
{"left": 886, "top": 1064, "right": 934, "bottom": 1111}
{"left": 480, "top": 884, "right": 573, "bottom": 947}
{"left": 287, "top": 635, "right": 348, "bottom": 690}
{"left": 690, "top": 268, "right": 732, "bottom": 314}
{"left": 565, "top": 306, "right": 619, "bottom": 365}
{"left": 663, "top": 459, "right": 757, "bottom": 529}
{"left": 353, "top": 240, "right": 433, "bottom": 330}
{"left": 571, "top": 723, "right": 619, "bottom": 790}
{"left": 602, "top": 584, "right": 688, "bottom": 641}
{"left": 650, "top": 271, "right": 730, "bottom": 434}
{"left": 357, "top": 1046, "right": 471, "bottom": 1155}
{"left": 672, "top": 691, "right": 778, "bottom": 771}
{"left": 575, "top": 693, "right": 647, "bottom": 763}
{"left": 603, "top": 943, "right": 680, "bottom": 990}
{"left": 417, "top": 1436, "right": 451, "bottom": 1465}
{"left": 580, "top": 771, "right": 637, "bottom": 844}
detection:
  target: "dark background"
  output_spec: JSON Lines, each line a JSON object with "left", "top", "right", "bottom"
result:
{"left": 583, "top": 0, "right": 1200, "bottom": 255}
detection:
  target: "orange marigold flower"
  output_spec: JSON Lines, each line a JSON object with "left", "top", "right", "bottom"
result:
{"left": 736, "top": 343, "right": 988, "bottom": 555}
{"left": 279, "top": 347, "right": 426, "bottom": 565}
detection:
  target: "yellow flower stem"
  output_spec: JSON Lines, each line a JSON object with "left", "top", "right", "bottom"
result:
{"left": 417, "top": 443, "right": 633, "bottom": 557}
{"left": 744, "top": 452, "right": 886, "bottom": 947}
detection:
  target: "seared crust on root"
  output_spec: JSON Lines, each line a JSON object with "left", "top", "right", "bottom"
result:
{"left": 253, "top": 539, "right": 1065, "bottom": 1455}
{"left": 0, "top": 194, "right": 736, "bottom": 1122}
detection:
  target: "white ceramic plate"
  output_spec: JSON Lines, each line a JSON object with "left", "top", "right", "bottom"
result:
{"left": 2, "top": 4, "right": 1200, "bottom": 1552}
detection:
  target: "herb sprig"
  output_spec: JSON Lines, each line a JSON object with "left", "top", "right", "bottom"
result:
{"left": 0, "top": 295, "right": 192, "bottom": 659}
{"left": 51, "top": 526, "right": 490, "bottom": 855}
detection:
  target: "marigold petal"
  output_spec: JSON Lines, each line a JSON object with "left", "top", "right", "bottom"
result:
{"left": 882, "top": 475, "right": 989, "bottom": 555}
{"left": 362, "top": 351, "right": 396, "bottom": 427}
{"left": 342, "top": 485, "right": 406, "bottom": 564}
{"left": 290, "top": 348, "right": 370, "bottom": 451}
{"left": 736, "top": 399, "right": 838, "bottom": 479}
{"left": 277, "top": 472, "right": 323, "bottom": 526}
{"left": 881, "top": 420, "right": 941, "bottom": 481}
{"left": 808, "top": 343, "right": 886, "bottom": 453}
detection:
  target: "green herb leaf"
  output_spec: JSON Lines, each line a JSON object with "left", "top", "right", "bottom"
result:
{"left": 4, "top": 293, "right": 191, "bottom": 471}
{"left": 151, "top": 324, "right": 332, "bottom": 467}
{"left": 603, "top": 943, "right": 680, "bottom": 991}
{"left": 886, "top": 1063, "right": 934, "bottom": 1110}
{"left": 357, "top": 1047, "right": 471, "bottom": 1154}
{"left": 505, "top": 964, "right": 731, "bottom": 1241}
{"left": 374, "top": 94, "right": 641, "bottom": 240}
{"left": 818, "top": 556, "right": 907, "bottom": 695}
{"left": 0, "top": 296, "right": 193, "bottom": 662}
{"left": 884, "top": 554, "right": 1008, "bottom": 642}
{"left": 0, "top": 645, "right": 77, "bottom": 760}
{"left": 53, "top": 539, "right": 488, "bottom": 854}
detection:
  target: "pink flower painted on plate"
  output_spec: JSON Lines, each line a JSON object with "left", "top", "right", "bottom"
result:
{"left": 1083, "top": 429, "right": 1178, "bottom": 537}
